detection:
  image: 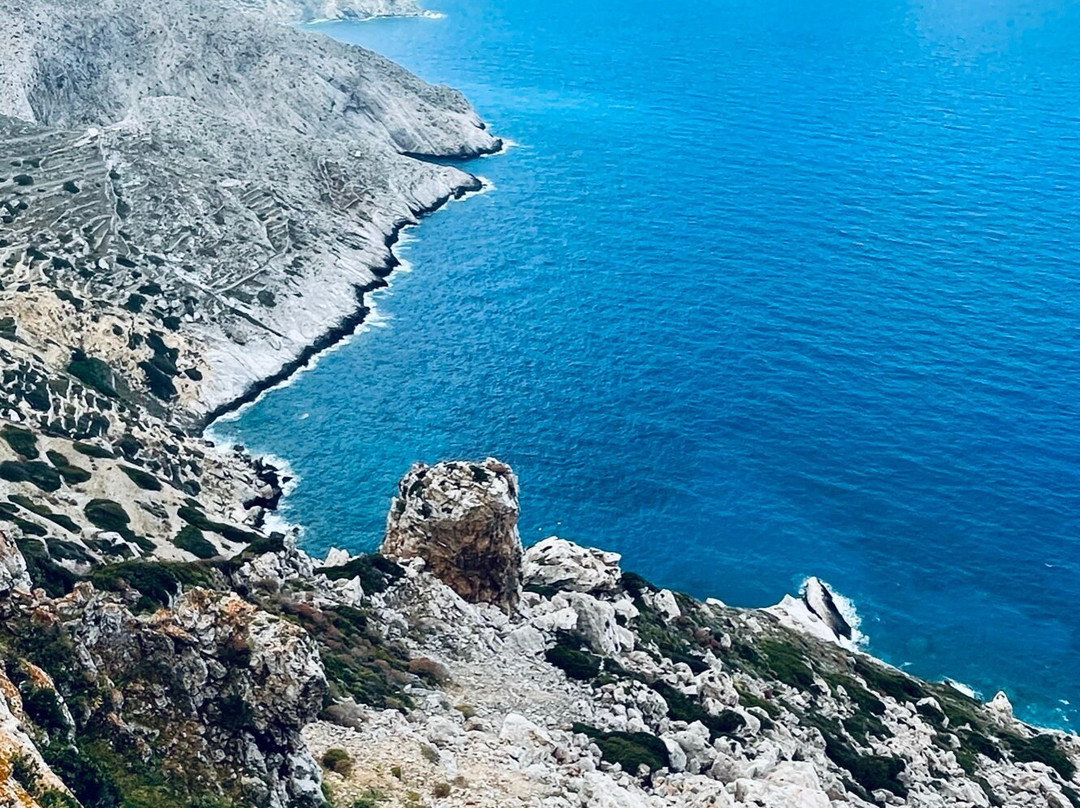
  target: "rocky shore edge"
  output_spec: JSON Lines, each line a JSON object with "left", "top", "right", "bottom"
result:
{"left": 2, "top": 458, "right": 1079, "bottom": 808}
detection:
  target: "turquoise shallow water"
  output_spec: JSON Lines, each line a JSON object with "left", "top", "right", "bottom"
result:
{"left": 216, "top": 0, "right": 1080, "bottom": 727}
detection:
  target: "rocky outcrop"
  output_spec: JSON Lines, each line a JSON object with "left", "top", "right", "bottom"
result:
{"left": 522, "top": 535, "right": 623, "bottom": 594}
{"left": 0, "top": 531, "right": 31, "bottom": 595}
{"left": 382, "top": 459, "right": 523, "bottom": 611}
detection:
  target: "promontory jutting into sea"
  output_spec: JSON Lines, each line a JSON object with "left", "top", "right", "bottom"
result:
{"left": 1, "top": 0, "right": 1079, "bottom": 805}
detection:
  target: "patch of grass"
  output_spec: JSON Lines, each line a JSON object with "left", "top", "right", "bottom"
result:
{"left": 321, "top": 748, "right": 353, "bottom": 776}
{"left": 734, "top": 682, "right": 781, "bottom": 719}
{"left": 1002, "top": 732, "right": 1076, "bottom": 781}
{"left": 2, "top": 423, "right": 39, "bottom": 458}
{"left": 173, "top": 525, "right": 217, "bottom": 559}
{"left": 0, "top": 459, "right": 63, "bottom": 492}
{"left": 573, "top": 723, "right": 670, "bottom": 773}
{"left": 319, "top": 554, "right": 404, "bottom": 593}
{"left": 10, "top": 494, "right": 80, "bottom": 532}
{"left": 755, "top": 639, "right": 816, "bottom": 690}
{"left": 46, "top": 538, "right": 90, "bottom": 562}
{"left": 46, "top": 450, "right": 91, "bottom": 484}
{"left": 808, "top": 715, "right": 908, "bottom": 799}
{"left": 651, "top": 680, "right": 745, "bottom": 739}
{"left": 73, "top": 442, "right": 114, "bottom": 459}
{"left": 84, "top": 498, "right": 152, "bottom": 551}
{"left": 17, "top": 538, "right": 78, "bottom": 596}
{"left": 85, "top": 561, "right": 220, "bottom": 612}
{"left": 178, "top": 504, "right": 261, "bottom": 545}
{"left": 854, "top": 658, "right": 926, "bottom": 704}
{"left": 120, "top": 465, "right": 162, "bottom": 491}
{"left": 68, "top": 350, "right": 118, "bottom": 398}
{"left": 352, "top": 788, "right": 388, "bottom": 808}
{"left": 545, "top": 642, "right": 601, "bottom": 680}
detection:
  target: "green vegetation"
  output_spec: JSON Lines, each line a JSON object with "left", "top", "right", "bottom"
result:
{"left": 545, "top": 642, "right": 601, "bottom": 680}
{"left": 139, "top": 360, "right": 177, "bottom": 400}
{"left": 0, "top": 459, "right": 63, "bottom": 492}
{"left": 2, "top": 423, "right": 39, "bottom": 458}
{"left": 47, "top": 450, "right": 92, "bottom": 484}
{"left": 321, "top": 748, "right": 353, "bottom": 776}
{"left": 319, "top": 554, "right": 404, "bottom": 593}
{"left": 352, "top": 788, "right": 388, "bottom": 808}
{"left": 270, "top": 598, "right": 414, "bottom": 711}
{"left": 16, "top": 537, "right": 77, "bottom": 596}
{"left": 68, "top": 350, "right": 118, "bottom": 398}
{"left": 178, "top": 503, "right": 262, "bottom": 545}
{"left": 73, "top": 441, "right": 114, "bottom": 459}
{"left": 87, "top": 561, "right": 216, "bottom": 613}
{"left": 1002, "top": 732, "right": 1076, "bottom": 781}
{"left": 120, "top": 464, "right": 162, "bottom": 491}
{"left": 9, "top": 494, "right": 80, "bottom": 532}
{"left": 572, "top": 723, "right": 670, "bottom": 773}
{"left": 651, "top": 681, "right": 745, "bottom": 739}
{"left": 173, "top": 525, "right": 218, "bottom": 559}
{"left": 83, "top": 498, "right": 152, "bottom": 551}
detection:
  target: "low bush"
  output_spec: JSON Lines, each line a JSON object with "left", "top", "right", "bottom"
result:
{"left": 321, "top": 748, "right": 353, "bottom": 777}
{"left": 2, "top": 424, "right": 39, "bottom": 458}
{"left": 172, "top": 526, "right": 217, "bottom": 559}
{"left": 572, "top": 723, "right": 670, "bottom": 773}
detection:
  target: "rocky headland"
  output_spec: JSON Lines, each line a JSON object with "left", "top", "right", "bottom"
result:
{"left": 1, "top": 1, "right": 1078, "bottom": 807}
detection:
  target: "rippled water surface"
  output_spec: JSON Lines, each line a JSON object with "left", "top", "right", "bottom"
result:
{"left": 217, "top": 0, "right": 1080, "bottom": 726}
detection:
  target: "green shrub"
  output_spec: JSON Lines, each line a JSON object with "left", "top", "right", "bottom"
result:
{"left": 651, "top": 681, "right": 745, "bottom": 739}
{"left": 545, "top": 644, "right": 601, "bottom": 680}
{"left": 83, "top": 499, "right": 152, "bottom": 551}
{"left": 84, "top": 498, "right": 131, "bottom": 533}
{"left": 47, "top": 450, "right": 91, "bottom": 484}
{"left": 177, "top": 504, "right": 261, "bottom": 545}
{"left": 88, "top": 562, "right": 183, "bottom": 611}
{"left": 1003, "top": 732, "right": 1076, "bottom": 780}
{"left": 73, "top": 442, "right": 114, "bottom": 459}
{"left": 319, "top": 554, "right": 404, "bottom": 593}
{"left": 9, "top": 494, "right": 80, "bottom": 532}
{"left": 321, "top": 748, "right": 353, "bottom": 776}
{"left": 0, "top": 460, "right": 63, "bottom": 492}
{"left": 120, "top": 465, "right": 162, "bottom": 491}
{"left": 68, "top": 351, "right": 118, "bottom": 398}
{"left": 2, "top": 424, "right": 39, "bottom": 458}
{"left": 573, "top": 723, "right": 670, "bottom": 773}
{"left": 173, "top": 525, "right": 217, "bottom": 559}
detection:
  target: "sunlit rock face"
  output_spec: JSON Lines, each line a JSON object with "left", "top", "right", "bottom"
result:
{"left": 382, "top": 458, "right": 523, "bottom": 611}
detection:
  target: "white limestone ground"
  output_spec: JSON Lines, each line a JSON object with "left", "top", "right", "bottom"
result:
{"left": 0, "top": 0, "right": 500, "bottom": 425}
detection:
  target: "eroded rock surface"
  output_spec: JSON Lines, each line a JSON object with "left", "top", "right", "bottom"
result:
{"left": 382, "top": 458, "right": 523, "bottom": 611}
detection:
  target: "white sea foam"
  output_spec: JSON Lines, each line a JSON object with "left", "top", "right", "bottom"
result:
{"left": 799, "top": 576, "right": 868, "bottom": 648}
{"left": 944, "top": 678, "right": 981, "bottom": 700}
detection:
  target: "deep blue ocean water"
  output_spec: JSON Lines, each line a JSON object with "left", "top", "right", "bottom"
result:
{"left": 215, "top": 0, "right": 1080, "bottom": 727}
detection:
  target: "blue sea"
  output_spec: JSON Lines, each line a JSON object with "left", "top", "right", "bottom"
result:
{"left": 215, "top": 0, "right": 1080, "bottom": 727}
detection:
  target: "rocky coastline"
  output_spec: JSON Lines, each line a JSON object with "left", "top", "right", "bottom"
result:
{"left": 1, "top": 1, "right": 1079, "bottom": 807}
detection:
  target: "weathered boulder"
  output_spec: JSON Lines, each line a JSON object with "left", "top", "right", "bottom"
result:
{"left": 382, "top": 458, "right": 523, "bottom": 611}
{"left": 522, "top": 536, "right": 622, "bottom": 594}
{"left": 0, "top": 531, "right": 31, "bottom": 595}
{"left": 70, "top": 587, "right": 327, "bottom": 808}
